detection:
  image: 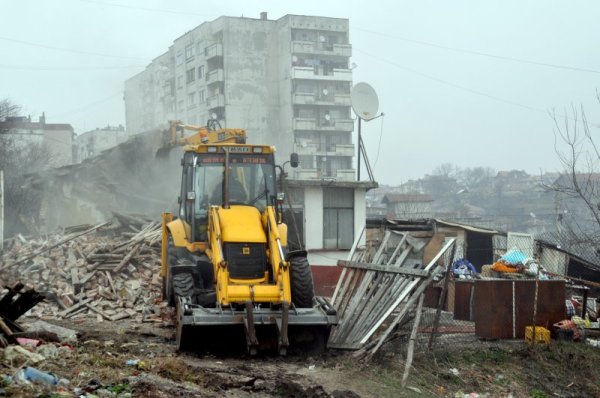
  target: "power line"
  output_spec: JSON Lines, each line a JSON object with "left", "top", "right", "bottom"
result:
{"left": 354, "top": 47, "right": 600, "bottom": 128}
{"left": 0, "top": 64, "right": 145, "bottom": 71}
{"left": 50, "top": 92, "right": 122, "bottom": 118}
{"left": 372, "top": 114, "right": 385, "bottom": 171}
{"left": 79, "top": 0, "right": 216, "bottom": 17}
{"left": 0, "top": 35, "right": 150, "bottom": 61}
{"left": 353, "top": 26, "right": 600, "bottom": 75}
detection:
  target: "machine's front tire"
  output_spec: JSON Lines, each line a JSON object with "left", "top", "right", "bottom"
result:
{"left": 289, "top": 256, "right": 315, "bottom": 308}
{"left": 172, "top": 272, "right": 195, "bottom": 298}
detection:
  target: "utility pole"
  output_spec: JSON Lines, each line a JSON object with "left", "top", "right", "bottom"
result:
{"left": 0, "top": 170, "right": 4, "bottom": 251}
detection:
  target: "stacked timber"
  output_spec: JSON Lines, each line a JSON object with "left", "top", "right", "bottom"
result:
{"left": 0, "top": 214, "right": 171, "bottom": 324}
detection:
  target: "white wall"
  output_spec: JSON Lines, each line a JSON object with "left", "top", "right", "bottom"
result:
{"left": 304, "top": 186, "right": 323, "bottom": 250}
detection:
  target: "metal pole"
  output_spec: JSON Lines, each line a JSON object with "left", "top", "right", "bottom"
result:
{"left": 357, "top": 117, "right": 362, "bottom": 181}
{"left": 0, "top": 170, "right": 3, "bottom": 251}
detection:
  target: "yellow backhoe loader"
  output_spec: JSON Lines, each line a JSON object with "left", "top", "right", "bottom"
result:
{"left": 159, "top": 120, "right": 336, "bottom": 354}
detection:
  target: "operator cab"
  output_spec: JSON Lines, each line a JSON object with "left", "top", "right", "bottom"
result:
{"left": 179, "top": 147, "right": 277, "bottom": 242}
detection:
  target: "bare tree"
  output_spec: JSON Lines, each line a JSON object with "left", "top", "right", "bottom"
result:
{"left": 550, "top": 93, "right": 600, "bottom": 244}
{"left": 431, "top": 162, "right": 458, "bottom": 179}
{"left": 0, "top": 99, "right": 21, "bottom": 122}
{"left": 0, "top": 99, "right": 52, "bottom": 237}
{"left": 457, "top": 166, "right": 496, "bottom": 190}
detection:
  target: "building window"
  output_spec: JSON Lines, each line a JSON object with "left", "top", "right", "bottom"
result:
{"left": 186, "top": 68, "right": 195, "bottom": 84}
{"left": 198, "top": 89, "right": 205, "bottom": 103}
{"left": 323, "top": 188, "right": 354, "bottom": 249}
{"left": 188, "top": 92, "right": 196, "bottom": 107}
{"left": 177, "top": 75, "right": 183, "bottom": 89}
{"left": 176, "top": 52, "right": 183, "bottom": 66}
{"left": 196, "top": 41, "right": 203, "bottom": 56}
{"left": 185, "top": 44, "right": 194, "bottom": 60}
{"left": 177, "top": 100, "right": 184, "bottom": 111}
{"left": 197, "top": 65, "right": 205, "bottom": 80}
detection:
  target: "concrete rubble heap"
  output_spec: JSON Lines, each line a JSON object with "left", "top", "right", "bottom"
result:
{"left": 0, "top": 213, "right": 170, "bottom": 324}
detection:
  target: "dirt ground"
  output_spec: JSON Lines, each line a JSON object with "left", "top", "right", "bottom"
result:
{"left": 2, "top": 318, "right": 600, "bottom": 398}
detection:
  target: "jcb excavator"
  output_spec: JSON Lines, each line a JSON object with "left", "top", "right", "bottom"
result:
{"left": 160, "top": 120, "right": 336, "bottom": 354}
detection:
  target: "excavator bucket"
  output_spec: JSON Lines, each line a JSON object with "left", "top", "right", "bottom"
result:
{"left": 175, "top": 297, "right": 336, "bottom": 355}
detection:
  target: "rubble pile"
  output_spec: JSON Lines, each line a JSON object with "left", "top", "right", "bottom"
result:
{"left": 0, "top": 214, "right": 170, "bottom": 324}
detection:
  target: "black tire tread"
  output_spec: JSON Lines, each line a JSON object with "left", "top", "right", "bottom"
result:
{"left": 173, "top": 272, "right": 195, "bottom": 298}
{"left": 289, "top": 256, "right": 315, "bottom": 308}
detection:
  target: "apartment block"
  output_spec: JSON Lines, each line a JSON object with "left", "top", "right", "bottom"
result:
{"left": 124, "top": 13, "right": 355, "bottom": 181}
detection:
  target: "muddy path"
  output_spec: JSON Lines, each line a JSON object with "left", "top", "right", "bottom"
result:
{"left": 3, "top": 318, "right": 370, "bottom": 397}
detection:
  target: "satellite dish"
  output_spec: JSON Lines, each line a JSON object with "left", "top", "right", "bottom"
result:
{"left": 324, "top": 113, "right": 331, "bottom": 121}
{"left": 292, "top": 55, "right": 298, "bottom": 63}
{"left": 211, "top": 112, "right": 218, "bottom": 120}
{"left": 322, "top": 88, "right": 329, "bottom": 96}
{"left": 351, "top": 82, "right": 379, "bottom": 120}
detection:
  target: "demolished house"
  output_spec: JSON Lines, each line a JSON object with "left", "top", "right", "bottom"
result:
{"left": 22, "top": 130, "right": 181, "bottom": 233}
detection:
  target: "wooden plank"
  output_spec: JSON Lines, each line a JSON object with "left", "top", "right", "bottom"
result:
{"left": 338, "top": 260, "right": 431, "bottom": 278}
{"left": 57, "top": 297, "right": 92, "bottom": 317}
{"left": 104, "top": 271, "right": 117, "bottom": 296}
{"left": 402, "top": 293, "right": 425, "bottom": 388}
{"left": 5, "top": 221, "right": 111, "bottom": 269}
{"left": 113, "top": 244, "right": 141, "bottom": 273}
{"left": 85, "top": 303, "right": 112, "bottom": 321}
{"left": 360, "top": 238, "right": 455, "bottom": 346}
{"left": 331, "top": 226, "right": 364, "bottom": 304}
{"left": 369, "top": 269, "right": 440, "bottom": 355}
{"left": 428, "top": 244, "right": 456, "bottom": 349}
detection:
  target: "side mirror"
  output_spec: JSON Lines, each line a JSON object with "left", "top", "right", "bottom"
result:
{"left": 290, "top": 153, "right": 299, "bottom": 168}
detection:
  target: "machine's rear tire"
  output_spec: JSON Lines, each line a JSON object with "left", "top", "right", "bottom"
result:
{"left": 173, "top": 272, "right": 195, "bottom": 298}
{"left": 289, "top": 256, "right": 315, "bottom": 308}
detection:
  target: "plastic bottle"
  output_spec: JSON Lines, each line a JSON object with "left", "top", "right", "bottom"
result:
{"left": 18, "top": 367, "right": 68, "bottom": 386}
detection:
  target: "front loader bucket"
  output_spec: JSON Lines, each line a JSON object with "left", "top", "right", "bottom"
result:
{"left": 175, "top": 297, "right": 337, "bottom": 355}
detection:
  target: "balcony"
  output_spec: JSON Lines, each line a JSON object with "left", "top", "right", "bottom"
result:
{"left": 329, "top": 144, "right": 355, "bottom": 157}
{"left": 333, "top": 119, "right": 354, "bottom": 131}
{"left": 293, "top": 117, "right": 316, "bottom": 130}
{"left": 293, "top": 142, "right": 319, "bottom": 155}
{"left": 293, "top": 93, "right": 316, "bottom": 105}
{"left": 295, "top": 169, "right": 320, "bottom": 180}
{"left": 293, "top": 118, "right": 354, "bottom": 132}
{"left": 291, "top": 41, "right": 352, "bottom": 57}
{"left": 206, "top": 93, "right": 225, "bottom": 109}
{"left": 334, "top": 93, "right": 351, "bottom": 106}
{"left": 206, "top": 69, "right": 224, "bottom": 84}
{"left": 336, "top": 169, "right": 356, "bottom": 182}
{"left": 292, "top": 92, "right": 351, "bottom": 106}
{"left": 205, "top": 43, "right": 223, "bottom": 59}
{"left": 291, "top": 67, "right": 352, "bottom": 81}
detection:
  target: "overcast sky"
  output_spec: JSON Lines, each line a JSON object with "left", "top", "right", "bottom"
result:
{"left": 1, "top": 0, "right": 599, "bottom": 184}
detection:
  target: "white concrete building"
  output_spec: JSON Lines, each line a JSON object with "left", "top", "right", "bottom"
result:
{"left": 124, "top": 13, "right": 377, "bottom": 295}
{"left": 124, "top": 13, "right": 354, "bottom": 181}
{"left": 75, "top": 125, "right": 127, "bottom": 162}
{"left": 0, "top": 114, "right": 74, "bottom": 167}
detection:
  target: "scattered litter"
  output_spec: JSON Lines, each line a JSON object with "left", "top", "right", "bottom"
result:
{"left": 16, "top": 337, "right": 41, "bottom": 348}
{"left": 406, "top": 386, "right": 422, "bottom": 394}
{"left": 16, "top": 366, "right": 69, "bottom": 387}
{"left": 308, "top": 364, "right": 316, "bottom": 370}
{"left": 450, "top": 368, "right": 460, "bottom": 376}
{"left": 4, "top": 345, "right": 45, "bottom": 364}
